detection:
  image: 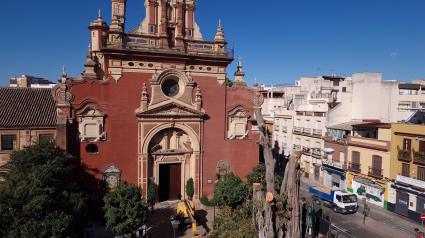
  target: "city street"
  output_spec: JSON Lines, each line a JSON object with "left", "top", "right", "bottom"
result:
{"left": 299, "top": 177, "right": 421, "bottom": 238}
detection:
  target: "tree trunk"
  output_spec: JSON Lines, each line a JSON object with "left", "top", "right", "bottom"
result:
{"left": 252, "top": 90, "right": 302, "bottom": 238}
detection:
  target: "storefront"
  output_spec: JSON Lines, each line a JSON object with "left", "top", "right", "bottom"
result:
{"left": 346, "top": 172, "right": 388, "bottom": 208}
{"left": 388, "top": 175, "right": 425, "bottom": 223}
{"left": 322, "top": 158, "right": 346, "bottom": 190}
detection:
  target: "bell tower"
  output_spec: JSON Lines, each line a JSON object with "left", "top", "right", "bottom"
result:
{"left": 111, "top": 0, "right": 127, "bottom": 28}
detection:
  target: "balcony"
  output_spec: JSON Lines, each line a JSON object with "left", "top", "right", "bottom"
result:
{"left": 348, "top": 162, "right": 361, "bottom": 173}
{"left": 293, "top": 127, "right": 302, "bottom": 135}
{"left": 413, "top": 148, "right": 425, "bottom": 165}
{"left": 368, "top": 166, "right": 383, "bottom": 179}
{"left": 397, "top": 145, "right": 412, "bottom": 162}
{"left": 293, "top": 144, "right": 301, "bottom": 150}
{"left": 313, "top": 129, "right": 322, "bottom": 136}
{"left": 302, "top": 146, "right": 311, "bottom": 155}
{"left": 302, "top": 128, "right": 311, "bottom": 135}
{"left": 347, "top": 136, "right": 390, "bottom": 152}
{"left": 311, "top": 149, "right": 321, "bottom": 158}
{"left": 274, "top": 125, "right": 280, "bottom": 131}
{"left": 282, "top": 126, "right": 288, "bottom": 132}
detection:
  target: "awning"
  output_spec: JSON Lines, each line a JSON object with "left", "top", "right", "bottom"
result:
{"left": 326, "top": 121, "right": 367, "bottom": 131}
{"left": 399, "top": 84, "right": 421, "bottom": 90}
{"left": 391, "top": 184, "right": 425, "bottom": 196}
{"left": 323, "top": 167, "right": 346, "bottom": 177}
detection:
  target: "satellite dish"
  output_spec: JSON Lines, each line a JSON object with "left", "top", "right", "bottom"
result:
{"left": 321, "top": 148, "right": 335, "bottom": 155}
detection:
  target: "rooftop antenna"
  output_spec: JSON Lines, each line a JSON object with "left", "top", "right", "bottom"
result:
{"left": 317, "top": 68, "right": 321, "bottom": 76}
{"left": 391, "top": 53, "right": 396, "bottom": 79}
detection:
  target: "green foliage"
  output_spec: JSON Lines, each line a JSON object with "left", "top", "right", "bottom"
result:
{"left": 0, "top": 139, "right": 88, "bottom": 238}
{"left": 147, "top": 182, "right": 157, "bottom": 203}
{"left": 225, "top": 77, "right": 233, "bottom": 87}
{"left": 209, "top": 204, "right": 257, "bottom": 238}
{"left": 245, "top": 165, "right": 283, "bottom": 194}
{"left": 200, "top": 195, "right": 215, "bottom": 206}
{"left": 103, "top": 183, "right": 148, "bottom": 236}
{"left": 186, "top": 178, "right": 195, "bottom": 198}
{"left": 215, "top": 173, "right": 249, "bottom": 208}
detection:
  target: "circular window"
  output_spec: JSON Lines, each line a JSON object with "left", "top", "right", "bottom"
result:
{"left": 86, "top": 144, "right": 99, "bottom": 154}
{"left": 162, "top": 80, "right": 180, "bottom": 97}
{"left": 128, "top": 62, "right": 134, "bottom": 66}
{"left": 190, "top": 66, "right": 195, "bottom": 70}
{"left": 207, "top": 67, "right": 212, "bottom": 71}
{"left": 199, "top": 67, "right": 203, "bottom": 70}
{"left": 139, "top": 63, "right": 144, "bottom": 67}
{"left": 148, "top": 63, "right": 154, "bottom": 67}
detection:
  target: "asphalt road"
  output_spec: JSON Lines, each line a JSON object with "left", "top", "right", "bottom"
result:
{"left": 299, "top": 186, "right": 414, "bottom": 238}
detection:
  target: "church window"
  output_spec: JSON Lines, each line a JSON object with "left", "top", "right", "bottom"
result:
{"left": 227, "top": 108, "right": 249, "bottom": 140}
{"left": 150, "top": 25, "right": 154, "bottom": 33}
{"left": 77, "top": 106, "right": 106, "bottom": 142}
{"left": 188, "top": 29, "right": 192, "bottom": 37}
{"left": 162, "top": 79, "right": 180, "bottom": 97}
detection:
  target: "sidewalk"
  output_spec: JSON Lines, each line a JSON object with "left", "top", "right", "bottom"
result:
{"left": 300, "top": 176, "right": 420, "bottom": 237}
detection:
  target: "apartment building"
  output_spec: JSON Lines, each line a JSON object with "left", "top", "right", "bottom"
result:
{"left": 388, "top": 123, "right": 425, "bottom": 222}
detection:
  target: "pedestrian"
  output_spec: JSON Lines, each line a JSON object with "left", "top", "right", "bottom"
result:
{"left": 418, "top": 231, "right": 424, "bottom": 238}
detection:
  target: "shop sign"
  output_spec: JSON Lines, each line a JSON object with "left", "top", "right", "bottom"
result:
{"left": 352, "top": 178, "right": 384, "bottom": 207}
{"left": 322, "top": 158, "right": 343, "bottom": 169}
{"left": 396, "top": 175, "right": 425, "bottom": 190}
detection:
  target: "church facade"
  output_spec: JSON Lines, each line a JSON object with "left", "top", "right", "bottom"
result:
{"left": 53, "top": 0, "right": 260, "bottom": 201}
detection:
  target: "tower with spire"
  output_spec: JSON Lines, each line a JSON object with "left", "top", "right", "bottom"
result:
{"left": 233, "top": 57, "right": 246, "bottom": 86}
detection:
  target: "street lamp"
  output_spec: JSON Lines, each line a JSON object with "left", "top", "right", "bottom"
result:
{"left": 321, "top": 148, "right": 335, "bottom": 156}
{"left": 171, "top": 220, "right": 180, "bottom": 238}
{"left": 213, "top": 186, "right": 218, "bottom": 230}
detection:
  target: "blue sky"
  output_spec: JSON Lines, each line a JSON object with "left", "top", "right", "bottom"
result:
{"left": 0, "top": 0, "right": 424, "bottom": 86}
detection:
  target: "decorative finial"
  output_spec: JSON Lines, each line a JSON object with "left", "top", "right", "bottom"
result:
{"left": 61, "top": 65, "right": 67, "bottom": 81}
{"left": 214, "top": 19, "right": 225, "bottom": 42}
{"left": 98, "top": 9, "right": 101, "bottom": 18}
{"left": 239, "top": 57, "right": 241, "bottom": 62}
{"left": 255, "top": 77, "right": 257, "bottom": 84}
{"left": 88, "top": 44, "right": 91, "bottom": 51}
{"left": 253, "top": 77, "right": 258, "bottom": 88}
{"left": 219, "top": 19, "right": 221, "bottom": 26}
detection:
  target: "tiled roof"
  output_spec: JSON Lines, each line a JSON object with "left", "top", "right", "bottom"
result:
{"left": 0, "top": 87, "right": 56, "bottom": 128}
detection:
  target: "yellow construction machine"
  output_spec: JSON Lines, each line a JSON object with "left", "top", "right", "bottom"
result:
{"left": 174, "top": 200, "right": 200, "bottom": 238}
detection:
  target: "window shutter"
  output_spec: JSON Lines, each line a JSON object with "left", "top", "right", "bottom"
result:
{"left": 404, "top": 139, "right": 412, "bottom": 151}
{"left": 373, "top": 156, "right": 382, "bottom": 169}
{"left": 419, "top": 141, "right": 425, "bottom": 153}
{"left": 352, "top": 151, "right": 360, "bottom": 164}
{"left": 402, "top": 163, "right": 410, "bottom": 177}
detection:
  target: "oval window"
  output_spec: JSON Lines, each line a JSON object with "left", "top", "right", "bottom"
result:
{"left": 86, "top": 144, "right": 99, "bottom": 154}
{"left": 162, "top": 80, "right": 180, "bottom": 97}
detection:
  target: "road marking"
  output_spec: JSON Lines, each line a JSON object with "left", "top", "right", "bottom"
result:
{"left": 379, "top": 220, "right": 416, "bottom": 236}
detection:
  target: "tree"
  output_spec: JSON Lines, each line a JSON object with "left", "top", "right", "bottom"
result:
{"left": 226, "top": 77, "right": 233, "bottom": 87}
{"left": 252, "top": 88, "right": 302, "bottom": 238}
{"left": 215, "top": 173, "right": 249, "bottom": 208}
{"left": 0, "top": 139, "right": 88, "bottom": 238}
{"left": 186, "top": 178, "right": 194, "bottom": 199}
{"left": 147, "top": 181, "right": 157, "bottom": 204}
{"left": 103, "top": 183, "right": 148, "bottom": 237}
{"left": 245, "top": 165, "right": 283, "bottom": 194}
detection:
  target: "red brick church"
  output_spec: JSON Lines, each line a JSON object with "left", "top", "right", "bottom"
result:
{"left": 53, "top": 0, "right": 260, "bottom": 201}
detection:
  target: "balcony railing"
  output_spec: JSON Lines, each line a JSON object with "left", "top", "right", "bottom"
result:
{"left": 302, "top": 128, "right": 311, "bottom": 134}
{"left": 305, "top": 111, "right": 313, "bottom": 116}
{"left": 296, "top": 112, "right": 304, "bottom": 116}
{"left": 293, "top": 127, "right": 302, "bottom": 133}
{"left": 397, "top": 145, "right": 412, "bottom": 161}
{"left": 302, "top": 146, "right": 311, "bottom": 155}
{"left": 368, "top": 166, "right": 383, "bottom": 179}
{"left": 413, "top": 148, "right": 425, "bottom": 163}
{"left": 313, "top": 129, "right": 322, "bottom": 136}
{"left": 274, "top": 125, "right": 280, "bottom": 131}
{"left": 312, "top": 149, "right": 321, "bottom": 156}
{"left": 282, "top": 126, "right": 288, "bottom": 132}
{"left": 293, "top": 144, "right": 301, "bottom": 150}
{"left": 348, "top": 162, "right": 361, "bottom": 172}
{"left": 314, "top": 112, "right": 325, "bottom": 117}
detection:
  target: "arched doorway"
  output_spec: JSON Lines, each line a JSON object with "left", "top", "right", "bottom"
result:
{"left": 147, "top": 128, "right": 196, "bottom": 202}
